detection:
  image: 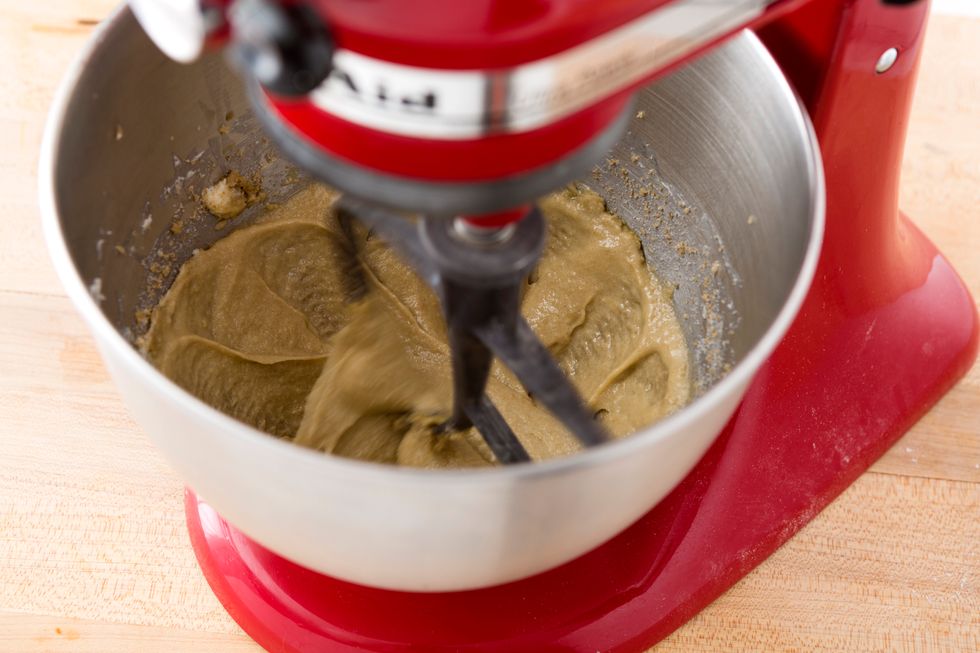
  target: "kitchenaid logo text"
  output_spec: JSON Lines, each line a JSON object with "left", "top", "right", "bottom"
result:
{"left": 310, "top": 49, "right": 487, "bottom": 139}
{"left": 326, "top": 66, "right": 438, "bottom": 112}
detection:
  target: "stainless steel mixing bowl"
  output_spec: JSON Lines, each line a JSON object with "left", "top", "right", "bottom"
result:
{"left": 40, "top": 7, "right": 823, "bottom": 591}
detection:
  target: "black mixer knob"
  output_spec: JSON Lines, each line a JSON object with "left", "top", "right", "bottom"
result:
{"left": 230, "top": 0, "right": 333, "bottom": 97}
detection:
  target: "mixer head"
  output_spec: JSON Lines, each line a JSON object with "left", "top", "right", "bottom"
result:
{"left": 129, "top": 0, "right": 794, "bottom": 460}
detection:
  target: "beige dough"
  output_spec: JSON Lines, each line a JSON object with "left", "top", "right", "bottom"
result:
{"left": 201, "top": 171, "right": 262, "bottom": 221}
{"left": 145, "top": 184, "right": 691, "bottom": 468}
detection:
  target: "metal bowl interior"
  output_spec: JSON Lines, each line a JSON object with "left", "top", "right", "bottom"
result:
{"left": 41, "top": 8, "right": 822, "bottom": 591}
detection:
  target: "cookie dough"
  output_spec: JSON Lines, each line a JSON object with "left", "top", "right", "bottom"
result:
{"left": 145, "top": 184, "right": 691, "bottom": 468}
{"left": 201, "top": 171, "right": 262, "bottom": 221}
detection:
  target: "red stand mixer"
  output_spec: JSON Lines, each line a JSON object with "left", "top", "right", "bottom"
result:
{"left": 118, "top": 0, "right": 977, "bottom": 650}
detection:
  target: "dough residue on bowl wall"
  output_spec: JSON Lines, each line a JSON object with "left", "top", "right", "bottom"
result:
{"left": 201, "top": 171, "right": 264, "bottom": 225}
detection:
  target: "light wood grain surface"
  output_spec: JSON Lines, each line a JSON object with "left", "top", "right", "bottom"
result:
{"left": 1, "top": 1, "right": 977, "bottom": 651}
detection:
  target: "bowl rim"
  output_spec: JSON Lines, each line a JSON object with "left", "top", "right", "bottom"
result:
{"left": 38, "top": 7, "right": 826, "bottom": 486}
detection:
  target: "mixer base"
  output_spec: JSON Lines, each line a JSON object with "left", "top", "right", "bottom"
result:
{"left": 185, "top": 230, "right": 976, "bottom": 651}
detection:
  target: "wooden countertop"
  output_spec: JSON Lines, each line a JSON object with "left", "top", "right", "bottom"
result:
{"left": 1, "top": 1, "right": 977, "bottom": 650}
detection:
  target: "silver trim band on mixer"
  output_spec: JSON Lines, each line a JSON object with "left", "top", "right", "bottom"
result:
{"left": 253, "top": 79, "right": 636, "bottom": 215}
{"left": 311, "top": 0, "right": 773, "bottom": 139}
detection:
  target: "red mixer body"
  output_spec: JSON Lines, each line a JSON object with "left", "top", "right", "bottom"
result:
{"left": 265, "top": 0, "right": 813, "bottom": 186}
{"left": 178, "top": 0, "right": 978, "bottom": 650}
{"left": 270, "top": 0, "right": 710, "bottom": 182}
